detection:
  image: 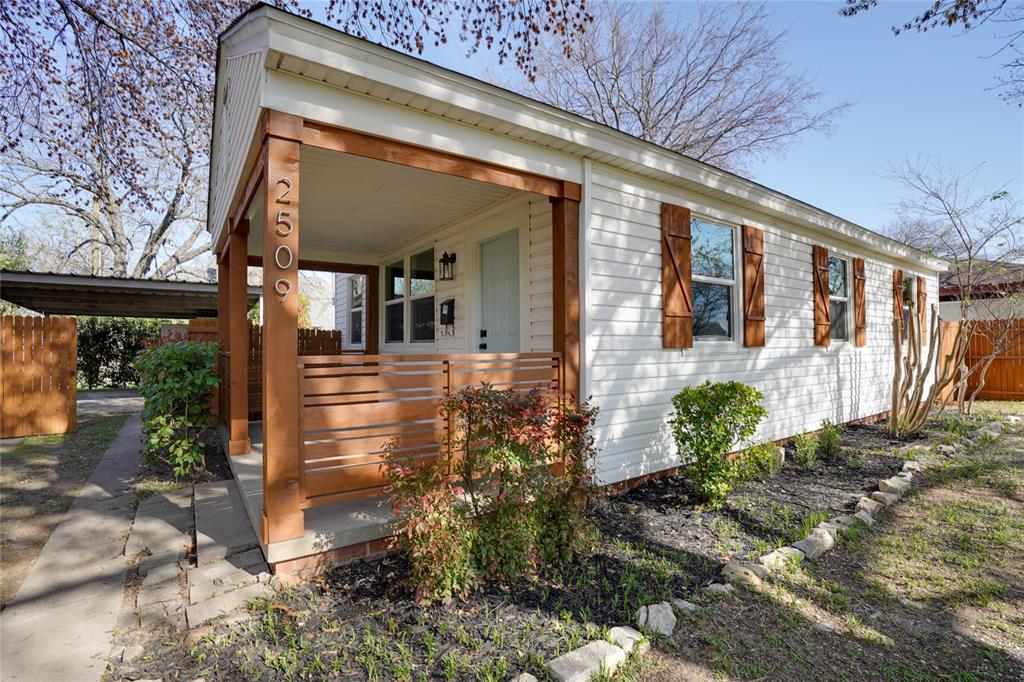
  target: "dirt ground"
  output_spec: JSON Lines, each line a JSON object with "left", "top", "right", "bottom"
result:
{"left": 640, "top": 407, "right": 1024, "bottom": 682}
{"left": 0, "top": 413, "right": 128, "bottom": 606}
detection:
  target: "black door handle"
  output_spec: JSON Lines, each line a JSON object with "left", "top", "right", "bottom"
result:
{"left": 479, "top": 343, "right": 487, "bottom": 350}
{"left": 480, "top": 329, "right": 487, "bottom": 338}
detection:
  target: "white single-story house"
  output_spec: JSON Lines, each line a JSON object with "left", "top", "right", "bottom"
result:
{"left": 209, "top": 4, "right": 947, "bottom": 573}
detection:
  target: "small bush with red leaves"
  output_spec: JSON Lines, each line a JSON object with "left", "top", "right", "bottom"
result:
{"left": 387, "top": 385, "right": 599, "bottom": 603}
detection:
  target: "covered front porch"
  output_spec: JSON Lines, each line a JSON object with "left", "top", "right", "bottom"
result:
{"left": 214, "top": 110, "right": 581, "bottom": 570}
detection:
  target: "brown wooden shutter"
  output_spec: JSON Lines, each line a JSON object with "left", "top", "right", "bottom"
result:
{"left": 661, "top": 203, "right": 693, "bottom": 349}
{"left": 892, "top": 269, "right": 904, "bottom": 324}
{"left": 917, "top": 275, "right": 927, "bottom": 346}
{"left": 853, "top": 257, "right": 867, "bottom": 347}
{"left": 812, "top": 245, "right": 830, "bottom": 346}
{"left": 742, "top": 225, "right": 765, "bottom": 347}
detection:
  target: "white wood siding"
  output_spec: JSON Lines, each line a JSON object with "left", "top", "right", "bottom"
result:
{"left": 210, "top": 50, "right": 264, "bottom": 244}
{"left": 586, "top": 165, "right": 939, "bottom": 486}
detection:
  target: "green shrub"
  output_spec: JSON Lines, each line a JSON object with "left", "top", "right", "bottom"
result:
{"left": 135, "top": 340, "right": 219, "bottom": 477}
{"left": 387, "top": 386, "right": 598, "bottom": 603}
{"left": 733, "top": 441, "right": 782, "bottom": 482}
{"left": 670, "top": 381, "right": 767, "bottom": 507}
{"left": 77, "top": 316, "right": 162, "bottom": 389}
{"left": 818, "top": 420, "right": 842, "bottom": 461}
{"left": 792, "top": 433, "right": 819, "bottom": 469}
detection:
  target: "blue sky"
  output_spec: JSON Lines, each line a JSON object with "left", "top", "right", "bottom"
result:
{"left": 383, "top": 1, "right": 1023, "bottom": 234}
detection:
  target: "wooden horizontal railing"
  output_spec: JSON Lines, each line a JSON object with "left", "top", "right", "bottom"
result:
{"left": 297, "top": 352, "right": 563, "bottom": 507}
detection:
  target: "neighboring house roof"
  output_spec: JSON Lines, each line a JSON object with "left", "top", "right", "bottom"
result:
{"left": 210, "top": 4, "right": 948, "bottom": 273}
{"left": 939, "top": 260, "right": 1024, "bottom": 300}
{"left": 0, "top": 270, "right": 261, "bottom": 318}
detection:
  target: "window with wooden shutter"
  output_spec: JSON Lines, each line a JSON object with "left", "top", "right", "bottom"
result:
{"left": 853, "top": 257, "right": 867, "bottom": 347}
{"left": 662, "top": 203, "right": 693, "bottom": 349}
{"left": 742, "top": 225, "right": 765, "bottom": 347}
{"left": 812, "top": 245, "right": 830, "bottom": 346}
{"left": 917, "top": 275, "right": 927, "bottom": 345}
{"left": 892, "top": 269, "right": 904, "bottom": 332}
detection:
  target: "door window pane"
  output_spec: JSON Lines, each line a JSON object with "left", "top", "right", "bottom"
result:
{"left": 410, "top": 249, "right": 435, "bottom": 296}
{"left": 828, "top": 257, "right": 847, "bottom": 297}
{"left": 350, "top": 310, "right": 363, "bottom": 345}
{"left": 693, "top": 282, "right": 732, "bottom": 338}
{"left": 691, "top": 219, "right": 734, "bottom": 280}
{"left": 385, "top": 302, "right": 403, "bottom": 343}
{"left": 349, "top": 276, "right": 364, "bottom": 308}
{"left": 411, "top": 296, "right": 435, "bottom": 342}
{"left": 385, "top": 261, "right": 404, "bottom": 302}
{"left": 830, "top": 300, "right": 848, "bottom": 341}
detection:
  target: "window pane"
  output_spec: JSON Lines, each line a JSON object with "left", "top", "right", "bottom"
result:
{"left": 691, "top": 219, "right": 734, "bottom": 280}
{"left": 830, "top": 300, "right": 848, "bottom": 341}
{"left": 350, "top": 310, "right": 363, "bottom": 345}
{"left": 902, "top": 274, "right": 913, "bottom": 301}
{"left": 385, "top": 261, "right": 404, "bottom": 302}
{"left": 385, "top": 302, "right": 403, "bottom": 343}
{"left": 411, "top": 296, "right": 435, "bottom": 342}
{"left": 693, "top": 282, "right": 731, "bottom": 338}
{"left": 410, "top": 249, "right": 435, "bottom": 296}
{"left": 828, "top": 257, "right": 847, "bottom": 297}
{"left": 349, "top": 276, "right": 364, "bottom": 308}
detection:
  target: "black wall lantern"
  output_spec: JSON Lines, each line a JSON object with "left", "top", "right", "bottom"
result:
{"left": 439, "top": 251, "right": 456, "bottom": 281}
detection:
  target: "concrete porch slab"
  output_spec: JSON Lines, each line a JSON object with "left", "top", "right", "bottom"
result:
{"left": 194, "top": 479, "right": 258, "bottom": 565}
{"left": 221, "top": 423, "right": 397, "bottom": 567}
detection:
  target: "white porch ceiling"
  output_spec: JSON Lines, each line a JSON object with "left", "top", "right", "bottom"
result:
{"left": 248, "top": 146, "right": 519, "bottom": 261}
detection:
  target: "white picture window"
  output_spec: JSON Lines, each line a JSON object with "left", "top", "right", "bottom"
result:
{"left": 828, "top": 256, "right": 849, "bottom": 342}
{"left": 691, "top": 218, "right": 736, "bottom": 339}
{"left": 382, "top": 249, "right": 436, "bottom": 345}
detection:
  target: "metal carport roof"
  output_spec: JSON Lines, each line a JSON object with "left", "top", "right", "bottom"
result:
{"left": 0, "top": 270, "right": 261, "bottom": 318}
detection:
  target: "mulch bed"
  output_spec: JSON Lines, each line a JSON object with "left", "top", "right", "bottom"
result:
{"left": 110, "top": 419, "right": 937, "bottom": 681}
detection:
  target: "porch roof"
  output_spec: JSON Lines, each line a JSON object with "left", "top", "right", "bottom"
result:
{"left": 0, "top": 270, "right": 261, "bottom": 318}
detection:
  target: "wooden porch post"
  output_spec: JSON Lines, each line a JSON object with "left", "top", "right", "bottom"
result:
{"left": 228, "top": 220, "right": 251, "bottom": 455}
{"left": 551, "top": 197, "right": 581, "bottom": 401}
{"left": 261, "top": 111, "right": 305, "bottom": 544}
{"left": 216, "top": 252, "right": 229, "bottom": 425}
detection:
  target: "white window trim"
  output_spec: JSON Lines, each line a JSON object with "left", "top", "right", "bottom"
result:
{"left": 828, "top": 255, "right": 851, "bottom": 344}
{"left": 691, "top": 216, "right": 741, "bottom": 344}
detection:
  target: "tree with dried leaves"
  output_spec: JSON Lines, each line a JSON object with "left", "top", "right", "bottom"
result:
{"left": 885, "top": 159, "right": 1023, "bottom": 434}
{"left": 517, "top": 2, "right": 848, "bottom": 172}
{"left": 0, "top": 0, "right": 590, "bottom": 278}
{"left": 841, "top": 0, "right": 1024, "bottom": 105}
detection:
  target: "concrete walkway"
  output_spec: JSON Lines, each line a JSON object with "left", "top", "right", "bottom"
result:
{"left": 1, "top": 415, "right": 143, "bottom": 682}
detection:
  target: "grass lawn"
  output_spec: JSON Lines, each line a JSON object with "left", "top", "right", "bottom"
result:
{"left": 109, "top": 403, "right": 1024, "bottom": 681}
{"left": 0, "top": 414, "right": 128, "bottom": 606}
{"left": 641, "top": 406, "right": 1024, "bottom": 681}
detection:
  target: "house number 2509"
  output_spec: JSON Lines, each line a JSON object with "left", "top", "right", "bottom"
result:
{"left": 273, "top": 176, "right": 294, "bottom": 301}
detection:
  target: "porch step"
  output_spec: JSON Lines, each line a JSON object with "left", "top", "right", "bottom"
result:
{"left": 194, "top": 480, "right": 259, "bottom": 565}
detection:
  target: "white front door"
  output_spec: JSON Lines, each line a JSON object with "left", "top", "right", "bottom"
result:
{"left": 478, "top": 231, "right": 519, "bottom": 353}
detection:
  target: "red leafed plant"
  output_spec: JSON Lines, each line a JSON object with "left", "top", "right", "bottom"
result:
{"left": 387, "top": 384, "right": 598, "bottom": 604}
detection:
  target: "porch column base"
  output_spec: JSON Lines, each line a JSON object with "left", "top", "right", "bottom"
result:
{"left": 228, "top": 438, "right": 251, "bottom": 456}
{"left": 262, "top": 509, "right": 305, "bottom": 545}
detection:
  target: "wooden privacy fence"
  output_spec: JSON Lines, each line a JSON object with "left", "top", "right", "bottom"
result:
{"left": 213, "top": 324, "right": 356, "bottom": 424}
{"left": 298, "top": 352, "right": 563, "bottom": 507}
{"left": 937, "top": 319, "right": 1024, "bottom": 401}
{"left": 1, "top": 315, "right": 77, "bottom": 438}
{"left": 966, "top": 319, "right": 1024, "bottom": 400}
